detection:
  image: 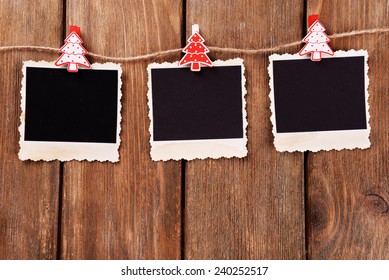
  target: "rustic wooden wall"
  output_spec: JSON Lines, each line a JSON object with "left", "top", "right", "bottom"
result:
{"left": 61, "top": 0, "right": 183, "bottom": 259}
{"left": 0, "top": 0, "right": 387, "bottom": 260}
{"left": 306, "top": 0, "right": 389, "bottom": 259}
{"left": 185, "top": 0, "right": 305, "bottom": 259}
{"left": 0, "top": 0, "right": 62, "bottom": 259}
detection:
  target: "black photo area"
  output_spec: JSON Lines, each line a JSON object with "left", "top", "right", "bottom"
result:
{"left": 273, "top": 56, "right": 367, "bottom": 133}
{"left": 24, "top": 67, "right": 118, "bottom": 143}
{"left": 151, "top": 66, "right": 243, "bottom": 141}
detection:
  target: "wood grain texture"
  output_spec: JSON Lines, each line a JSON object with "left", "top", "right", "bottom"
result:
{"left": 1, "top": 0, "right": 387, "bottom": 260}
{"left": 0, "top": 0, "right": 62, "bottom": 259}
{"left": 306, "top": 0, "right": 389, "bottom": 259}
{"left": 184, "top": 0, "right": 305, "bottom": 259}
{"left": 61, "top": 0, "right": 182, "bottom": 259}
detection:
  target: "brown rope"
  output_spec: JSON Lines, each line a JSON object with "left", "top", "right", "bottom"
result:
{"left": 0, "top": 27, "right": 387, "bottom": 61}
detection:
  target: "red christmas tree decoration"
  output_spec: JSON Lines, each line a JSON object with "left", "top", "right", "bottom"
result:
{"left": 55, "top": 26, "right": 91, "bottom": 72}
{"left": 299, "top": 15, "right": 334, "bottom": 61}
{"left": 179, "top": 24, "right": 213, "bottom": 71}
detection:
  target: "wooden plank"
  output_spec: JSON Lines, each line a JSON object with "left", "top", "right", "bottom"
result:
{"left": 61, "top": 0, "right": 183, "bottom": 259}
{"left": 0, "top": 0, "right": 62, "bottom": 259}
{"left": 185, "top": 1, "right": 305, "bottom": 259}
{"left": 306, "top": 0, "right": 389, "bottom": 259}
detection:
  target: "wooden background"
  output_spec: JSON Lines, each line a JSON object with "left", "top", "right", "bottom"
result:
{"left": 0, "top": 0, "right": 388, "bottom": 259}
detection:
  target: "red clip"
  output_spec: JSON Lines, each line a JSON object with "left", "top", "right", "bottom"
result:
{"left": 299, "top": 15, "right": 334, "bottom": 61}
{"left": 69, "top": 25, "right": 81, "bottom": 36}
{"left": 55, "top": 25, "right": 91, "bottom": 72}
{"left": 179, "top": 24, "right": 213, "bottom": 72}
{"left": 308, "top": 14, "right": 319, "bottom": 28}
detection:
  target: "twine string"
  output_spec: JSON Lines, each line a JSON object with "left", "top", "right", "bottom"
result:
{"left": 0, "top": 27, "right": 387, "bottom": 62}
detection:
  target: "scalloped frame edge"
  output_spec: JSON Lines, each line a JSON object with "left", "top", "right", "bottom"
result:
{"left": 268, "top": 50, "right": 370, "bottom": 152}
{"left": 147, "top": 58, "right": 248, "bottom": 161}
{"left": 18, "top": 60, "right": 123, "bottom": 162}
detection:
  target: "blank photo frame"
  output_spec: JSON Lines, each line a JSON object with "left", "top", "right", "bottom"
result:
{"left": 147, "top": 59, "right": 247, "bottom": 161}
{"left": 268, "top": 50, "right": 370, "bottom": 152}
{"left": 19, "top": 61, "right": 122, "bottom": 162}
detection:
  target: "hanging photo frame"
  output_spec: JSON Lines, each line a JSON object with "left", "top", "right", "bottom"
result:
{"left": 268, "top": 50, "right": 370, "bottom": 152}
{"left": 147, "top": 59, "right": 248, "bottom": 161}
{"left": 19, "top": 61, "right": 122, "bottom": 162}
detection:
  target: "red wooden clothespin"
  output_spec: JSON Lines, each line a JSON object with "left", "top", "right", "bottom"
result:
{"left": 299, "top": 14, "right": 334, "bottom": 61}
{"left": 308, "top": 14, "right": 319, "bottom": 28}
{"left": 69, "top": 25, "right": 81, "bottom": 36}
{"left": 55, "top": 25, "right": 91, "bottom": 72}
{"left": 179, "top": 24, "right": 213, "bottom": 72}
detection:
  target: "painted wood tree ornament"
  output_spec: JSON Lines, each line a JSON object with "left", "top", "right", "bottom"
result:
{"left": 299, "top": 15, "right": 334, "bottom": 61}
{"left": 179, "top": 24, "right": 213, "bottom": 71}
{"left": 55, "top": 26, "right": 91, "bottom": 72}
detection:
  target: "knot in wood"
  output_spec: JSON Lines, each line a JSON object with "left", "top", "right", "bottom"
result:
{"left": 364, "top": 193, "right": 389, "bottom": 214}
{"left": 309, "top": 197, "right": 328, "bottom": 232}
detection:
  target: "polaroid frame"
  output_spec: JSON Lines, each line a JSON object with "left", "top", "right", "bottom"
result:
{"left": 147, "top": 59, "right": 247, "bottom": 161}
{"left": 19, "top": 61, "right": 122, "bottom": 162}
{"left": 268, "top": 50, "right": 370, "bottom": 152}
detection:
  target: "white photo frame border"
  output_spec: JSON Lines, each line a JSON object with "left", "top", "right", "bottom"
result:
{"left": 147, "top": 58, "right": 248, "bottom": 161}
{"left": 268, "top": 50, "right": 370, "bottom": 152}
{"left": 19, "top": 61, "right": 122, "bottom": 162}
